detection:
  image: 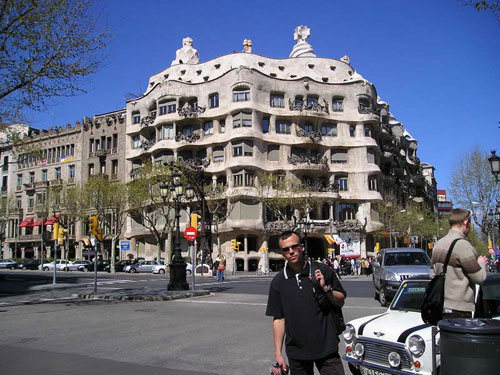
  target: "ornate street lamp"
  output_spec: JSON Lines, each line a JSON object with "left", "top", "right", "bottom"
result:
{"left": 166, "top": 173, "right": 189, "bottom": 291}
{"left": 52, "top": 208, "right": 61, "bottom": 285}
{"left": 488, "top": 150, "right": 500, "bottom": 182}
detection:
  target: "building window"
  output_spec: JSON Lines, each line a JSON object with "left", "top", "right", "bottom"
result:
{"left": 368, "top": 175, "right": 378, "bottom": 191}
{"left": 349, "top": 125, "right": 356, "bottom": 137}
{"left": 267, "top": 145, "right": 280, "bottom": 161}
{"left": 17, "top": 174, "right": 22, "bottom": 186}
{"left": 338, "top": 203, "right": 356, "bottom": 221}
{"left": 331, "top": 149, "right": 348, "bottom": 164}
{"left": 28, "top": 195, "right": 34, "bottom": 208}
{"left": 213, "top": 146, "right": 224, "bottom": 163}
{"left": 159, "top": 101, "right": 176, "bottom": 115}
{"left": 161, "top": 124, "right": 174, "bottom": 140}
{"left": 359, "top": 98, "right": 371, "bottom": 113}
{"left": 262, "top": 117, "right": 270, "bottom": 133}
{"left": 332, "top": 98, "right": 344, "bottom": 112}
{"left": 364, "top": 125, "right": 372, "bottom": 137}
{"left": 112, "top": 160, "right": 118, "bottom": 176}
{"left": 306, "top": 95, "right": 319, "bottom": 105}
{"left": 29, "top": 172, "right": 35, "bottom": 183}
{"left": 276, "top": 120, "right": 291, "bottom": 134}
{"left": 203, "top": 121, "right": 213, "bottom": 135}
{"left": 209, "top": 93, "right": 219, "bottom": 108}
{"left": 132, "top": 112, "right": 141, "bottom": 124}
{"left": 88, "top": 163, "right": 94, "bottom": 177}
{"left": 301, "top": 123, "right": 314, "bottom": 133}
{"left": 16, "top": 197, "right": 22, "bottom": 208}
{"left": 335, "top": 175, "right": 348, "bottom": 191}
{"left": 233, "top": 170, "right": 254, "bottom": 187}
{"left": 233, "top": 86, "right": 250, "bottom": 102}
{"left": 132, "top": 136, "right": 141, "bottom": 149}
{"left": 42, "top": 169, "right": 47, "bottom": 182}
{"left": 219, "top": 120, "right": 225, "bottom": 133}
{"left": 69, "top": 165, "right": 75, "bottom": 178}
{"left": 233, "top": 112, "right": 252, "bottom": 128}
{"left": 112, "top": 134, "right": 118, "bottom": 149}
{"left": 270, "top": 93, "right": 285, "bottom": 108}
{"left": 321, "top": 123, "right": 337, "bottom": 137}
{"left": 100, "top": 161, "right": 106, "bottom": 174}
{"left": 367, "top": 149, "right": 376, "bottom": 164}
{"left": 233, "top": 140, "right": 253, "bottom": 157}
{"left": 55, "top": 167, "right": 61, "bottom": 179}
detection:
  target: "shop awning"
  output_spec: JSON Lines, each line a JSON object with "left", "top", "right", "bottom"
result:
{"left": 44, "top": 216, "right": 59, "bottom": 225}
{"left": 32, "top": 218, "right": 44, "bottom": 226}
{"left": 19, "top": 217, "right": 34, "bottom": 227}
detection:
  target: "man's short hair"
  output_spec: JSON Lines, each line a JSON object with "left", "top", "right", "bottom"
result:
{"left": 279, "top": 230, "right": 301, "bottom": 242}
{"left": 449, "top": 208, "right": 471, "bottom": 227}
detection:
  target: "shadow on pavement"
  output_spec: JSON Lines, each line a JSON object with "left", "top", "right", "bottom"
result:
{"left": 0, "top": 273, "right": 81, "bottom": 297}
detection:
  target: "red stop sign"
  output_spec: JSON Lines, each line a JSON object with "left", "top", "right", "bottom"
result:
{"left": 184, "top": 226, "right": 198, "bottom": 241}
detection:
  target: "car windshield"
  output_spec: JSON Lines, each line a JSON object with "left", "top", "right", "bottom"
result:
{"left": 390, "top": 281, "right": 428, "bottom": 312}
{"left": 384, "top": 252, "right": 430, "bottom": 266}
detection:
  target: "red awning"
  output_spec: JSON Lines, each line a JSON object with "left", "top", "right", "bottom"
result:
{"left": 44, "top": 216, "right": 59, "bottom": 225}
{"left": 19, "top": 217, "right": 34, "bottom": 227}
{"left": 32, "top": 218, "right": 44, "bottom": 226}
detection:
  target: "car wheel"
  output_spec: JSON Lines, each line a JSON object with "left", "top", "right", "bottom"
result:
{"left": 82, "top": 267, "right": 89, "bottom": 272}
{"left": 22, "top": 266, "right": 27, "bottom": 270}
{"left": 348, "top": 363, "right": 361, "bottom": 375}
{"left": 130, "top": 268, "right": 137, "bottom": 273}
{"left": 63, "top": 267, "right": 69, "bottom": 272}
{"left": 186, "top": 269, "right": 192, "bottom": 276}
{"left": 43, "top": 267, "right": 49, "bottom": 271}
{"left": 159, "top": 269, "right": 165, "bottom": 274}
{"left": 379, "top": 288, "right": 388, "bottom": 307}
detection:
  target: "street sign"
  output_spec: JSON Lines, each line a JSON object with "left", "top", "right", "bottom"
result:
{"left": 120, "top": 240, "right": 131, "bottom": 251}
{"left": 411, "top": 236, "right": 419, "bottom": 244}
{"left": 184, "top": 226, "right": 198, "bottom": 241}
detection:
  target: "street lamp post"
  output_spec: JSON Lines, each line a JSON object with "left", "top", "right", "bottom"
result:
{"left": 295, "top": 214, "right": 314, "bottom": 259}
{"left": 52, "top": 209, "right": 60, "bottom": 285}
{"left": 163, "top": 173, "right": 191, "bottom": 291}
{"left": 389, "top": 209, "right": 406, "bottom": 248}
{"left": 488, "top": 150, "right": 500, "bottom": 182}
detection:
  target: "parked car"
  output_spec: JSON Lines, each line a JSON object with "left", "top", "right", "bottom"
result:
{"left": 18, "top": 259, "right": 43, "bottom": 270}
{"left": 152, "top": 263, "right": 193, "bottom": 275}
{"left": 78, "top": 260, "right": 109, "bottom": 272}
{"left": 372, "top": 248, "right": 431, "bottom": 306}
{"left": 342, "top": 275, "right": 500, "bottom": 375}
{"left": 125, "top": 260, "right": 160, "bottom": 273}
{"left": 67, "top": 260, "right": 92, "bottom": 271}
{"left": 104, "top": 260, "right": 136, "bottom": 272}
{"left": 41, "top": 260, "right": 72, "bottom": 271}
{"left": 0, "top": 259, "right": 18, "bottom": 269}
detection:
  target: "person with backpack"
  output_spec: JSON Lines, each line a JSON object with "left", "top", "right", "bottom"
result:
{"left": 266, "top": 231, "right": 346, "bottom": 375}
{"left": 430, "top": 208, "right": 488, "bottom": 319}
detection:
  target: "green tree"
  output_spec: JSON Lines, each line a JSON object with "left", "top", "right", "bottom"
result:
{"left": 128, "top": 162, "right": 175, "bottom": 264}
{"left": 83, "top": 175, "right": 128, "bottom": 273}
{"left": 449, "top": 147, "right": 499, "bottom": 236}
{"left": 205, "top": 184, "right": 235, "bottom": 255}
{"left": 462, "top": 1, "right": 499, "bottom": 21}
{"left": 0, "top": 0, "right": 110, "bottom": 124}
{"left": 55, "top": 185, "right": 85, "bottom": 260}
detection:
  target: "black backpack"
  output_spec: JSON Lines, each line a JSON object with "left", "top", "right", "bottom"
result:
{"left": 421, "top": 239, "right": 461, "bottom": 325}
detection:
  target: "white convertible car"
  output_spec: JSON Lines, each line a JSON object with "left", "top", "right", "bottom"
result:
{"left": 343, "top": 276, "right": 500, "bottom": 375}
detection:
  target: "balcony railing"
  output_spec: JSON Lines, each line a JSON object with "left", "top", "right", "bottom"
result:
{"left": 289, "top": 99, "right": 329, "bottom": 114}
{"left": 178, "top": 104, "right": 206, "bottom": 118}
{"left": 34, "top": 181, "right": 49, "bottom": 188}
{"left": 287, "top": 154, "right": 328, "bottom": 167}
{"left": 175, "top": 132, "right": 200, "bottom": 143}
{"left": 178, "top": 157, "right": 211, "bottom": 168}
{"left": 140, "top": 139, "right": 156, "bottom": 150}
{"left": 18, "top": 234, "right": 42, "bottom": 241}
{"left": 50, "top": 179, "right": 63, "bottom": 186}
{"left": 296, "top": 128, "right": 322, "bottom": 142}
{"left": 358, "top": 104, "right": 377, "bottom": 115}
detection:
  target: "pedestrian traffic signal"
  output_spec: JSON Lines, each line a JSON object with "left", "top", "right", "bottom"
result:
{"left": 57, "top": 226, "right": 67, "bottom": 245}
{"left": 191, "top": 213, "right": 201, "bottom": 229}
{"left": 52, "top": 222, "right": 59, "bottom": 240}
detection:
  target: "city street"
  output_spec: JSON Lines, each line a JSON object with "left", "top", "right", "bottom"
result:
{"left": 0, "top": 270, "right": 385, "bottom": 374}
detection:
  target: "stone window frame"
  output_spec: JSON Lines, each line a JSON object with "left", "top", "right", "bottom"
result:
{"left": 267, "top": 144, "right": 280, "bottom": 161}
{"left": 209, "top": 93, "right": 219, "bottom": 108}
{"left": 55, "top": 167, "right": 61, "bottom": 179}
{"left": 132, "top": 111, "right": 141, "bottom": 124}
{"left": 367, "top": 148, "right": 377, "bottom": 164}
{"left": 338, "top": 203, "right": 357, "bottom": 221}
{"left": 233, "top": 169, "right": 255, "bottom": 187}
{"left": 69, "top": 165, "right": 75, "bottom": 178}
{"left": 321, "top": 123, "right": 337, "bottom": 137}
{"left": 203, "top": 121, "right": 214, "bottom": 135}
{"left": 334, "top": 174, "right": 349, "bottom": 191}
{"left": 233, "top": 112, "right": 252, "bottom": 128}
{"left": 331, "top": 148, "right": 348, "bottom": 164}
{"left": 270, "top": 93, "right": 285, "bottom": 108}
{"left": 332, "top": 97, "right": 344, "bottom": 112}
{"left": 364, "top": 124, "right": 372, "bottom": 137}
{"left": 276, "top": 119, "right": 291, "bottom": 134}
{"left": 233, "top": 86, "right": 251, "bottom": 102}
{"left": 262, "top": 116, "right": 270, "bottom": 133}
{"left": 132, "top": 135, "right": 141, "bottom": 149}
{"left": 159, "top": 100, "right": 177, "bottom": 115}
{"left": 41, "top": 169, "right": 48, "bottom": 182}
{"left": 349, "top": 124, "right": 356, "bottom": 137}
{"left": 368, "top": 175, "right": 378, "bottom": 191}
{"left": 213, "top": 146, "right": 225, "bottom": 163}
{"left": 232, "top": 140, "right": 253, "bottom": 157}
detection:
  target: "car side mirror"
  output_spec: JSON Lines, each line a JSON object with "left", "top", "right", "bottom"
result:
{"left": 373, "top": 261, "right": 380, "bottom": 268}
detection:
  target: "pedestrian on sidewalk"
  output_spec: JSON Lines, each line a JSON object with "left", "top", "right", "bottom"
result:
{"left": 216, "top": 255, "right": 226, "bottom": 282}
{"left": 266, "top": 231, "right": 346, "bottom": 375}
{"left": 333, "top": 257, "right": 341, "bottom": 280}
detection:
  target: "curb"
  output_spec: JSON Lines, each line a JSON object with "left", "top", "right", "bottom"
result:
{"left": 75, "top": 289, "right": 210, "bottom": 302}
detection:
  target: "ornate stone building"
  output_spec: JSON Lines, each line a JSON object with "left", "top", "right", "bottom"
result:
{"left": 124, "top": 26, "right": 437, "bottom": 272}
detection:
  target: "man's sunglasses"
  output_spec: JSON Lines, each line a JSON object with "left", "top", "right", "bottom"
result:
{"left": 280, "top": 243, "right": 302, "bottom": 253}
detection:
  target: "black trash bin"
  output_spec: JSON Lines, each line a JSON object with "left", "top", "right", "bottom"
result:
{"left": 438, "top": 318, "right": 500, "bottom": 375}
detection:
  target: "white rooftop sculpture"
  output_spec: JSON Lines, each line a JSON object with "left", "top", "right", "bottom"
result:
{"left": 289, "top": 25, "right": 316, "bottom": 58}
{"left": 171, "top": 37, "right": 200, "bottom": 66}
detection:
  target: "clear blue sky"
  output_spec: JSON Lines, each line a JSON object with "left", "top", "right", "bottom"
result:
{"left": 26, "top": 0, "right": 500, "bottom": 191}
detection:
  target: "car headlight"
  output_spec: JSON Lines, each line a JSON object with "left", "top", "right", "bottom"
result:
{"left": 388, "top": 352, "right": 401, "bottom": 367}
{"left": 343, "top": 324, "right": 356, "bottom": 343}
{"left": 354, "top": 342, "right": 364, "bottom": 358}
{"left": 384, "top": 272, "right": 397, "bottom": 281}
{"left": 408, "top": 335, "right": 425, "bottom": 357}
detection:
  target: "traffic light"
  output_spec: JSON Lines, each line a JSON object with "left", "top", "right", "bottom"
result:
{"left": 231, "top": 239, "right": 236, "bottom": 250}
{"left": 191, "top": 213, "right": 201, "bottom": 229}
{"left": 375, "top": 242, "right": 380, "bottom": 253}
{"left": 52, "top": 222, "right": 59, "bottom": 240}
{"left": 89, "top": 216, "right": 103, "bottom": 241}
{"left": 57, "top": 226, "right": 67, "bottom": 245}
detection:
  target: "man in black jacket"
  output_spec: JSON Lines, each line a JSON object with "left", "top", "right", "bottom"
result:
{"left": 266, "top": 231, "right": 346, "bottom": 375}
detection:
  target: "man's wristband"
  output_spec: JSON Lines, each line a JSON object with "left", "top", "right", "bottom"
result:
{"left": 323, "top": 285, "right": 333, "bottom": 293}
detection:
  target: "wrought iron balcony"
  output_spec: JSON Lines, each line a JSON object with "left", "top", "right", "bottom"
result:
{"left": 264, "top": 221, "right": 295, "bottom": 233}
{"left": 175, "top": 132, "right": 200, "bottom": 143}
{"left": 358, "top": 104, "right": 377, "bottom": 115}
{"left": 178, "top": 157, "right": 211, "bottom": 168}
{"left": 141, "top": 113, "right": 156, "bottom": 127}
{"left": 288, "top": 99, "right": 329, "bottom": 114}
{"left": 95, "top": 149, "right": 111, "bottom": 157}
{"left": 296, "top": 128, "right": 322, "bottom": 142}
{"left": 287, "top": 154, "right": 328, "bottom": 167}
{"left": 34, "top": 181, "right": 49, "bottom": 188}
{"left": 140, "top": 139, "right": 156, "bottom": 150}
{"left": 177, "top": 104, "right": 206, "bottom": 118}
{"left": 297, "top": 182, "right": 340, "bottom": 193}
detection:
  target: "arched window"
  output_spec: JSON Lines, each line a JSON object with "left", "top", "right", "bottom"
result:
{"left": 233, "top": 86, "right": 250, "bottom": 102}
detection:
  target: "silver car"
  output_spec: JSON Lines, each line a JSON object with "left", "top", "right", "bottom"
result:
{"left": 372, "top": 248, "right": 431, "bottom": 306}
{"left": 125, "top": 260, "right": 160, "bottom": 273}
